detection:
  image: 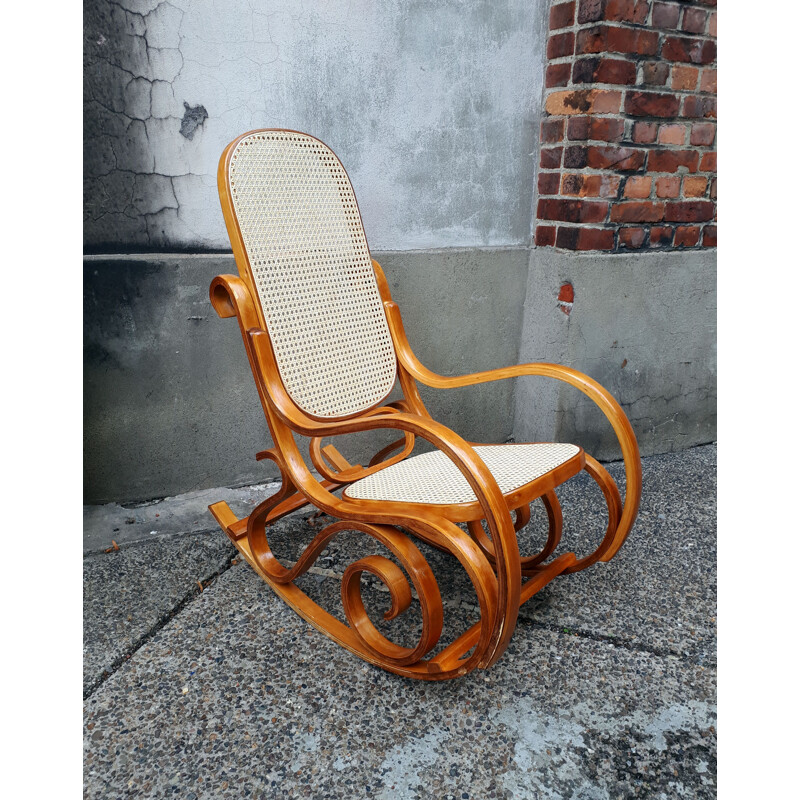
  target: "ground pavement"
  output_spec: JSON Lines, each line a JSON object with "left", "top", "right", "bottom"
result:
{"left": 83, "top": 444, "right": 716, "bottom": 799}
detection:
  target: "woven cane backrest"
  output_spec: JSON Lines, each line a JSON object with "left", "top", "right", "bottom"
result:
{"left": 226, "top": 130, "right": 397, "bottom": 418}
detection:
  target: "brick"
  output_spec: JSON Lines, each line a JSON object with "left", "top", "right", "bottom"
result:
{"left": 650, "top": 226, "right": 673, "bottom": 246}
{"left": 556, "top": 226, "right": 615, "bottom": 250}
{"left": 550, "top": 1, "right": 575, "bottom": 30}
{"left": 590, "top": 118, "right": 626, "bottom": 142}
{"left": 535, "top": 225, "right": 557, "bottom": 246}
{"left": 683, "top": 95, "right": 716, "bottom": 118}
{"left": 538, "top": 198, "right": 609, "bottom": 223}
{"left": 709, "top": 12, "right": 717, "bottom": 37}
{"left": 541, "top": 147, "right": 564, "bottom": 169}
{"left": 702, "top": 225, "right": 717, "bottom": 247}
{"left": 662, "top": 36, "right": 717, "bottom": 64}
{"left": 683, "top": 176, "right": 707, "bottom": 197}
{"left": 648, "top": 149, "right": 699, "bottom": 173}
{"left": 572, "top": 58, "right": 599, "bottom": 85}
{"left": 561, "top": 172, "right": 622, "bottom": 197}
{"left": 541, "top": 118, "right": 565, "bottom": 143}
{"left": 664, "top": 200, "right": 715, "bottom": 222}
{"left": 573, "top": 57, "right": 637, "bottom": 85}
{"left": 577, "top": 0, "right": 606, "bottom": 24}
{"left": 566, "top": 117, "right": 590, "bottom": 141}
{"left": 658, "top": 123, "right": 686, "bottom": 145}
{"left": 698, "top": 0, "right": 717, "bottom": 6}
{"left": 700, "top": 68, "right": 717, "bottom": 93}
{"left": 625, "top": 91, "right": 681, "bottom": 117}
{"left": 558, "top": 283, "right": 575, "bottom": 303}
{"left": 674, "top": 225, "right": 701, "bottom": 246}
{"left": 538, "top": 172, "right": 562, "bottom": 195}
{"left": 709, "top": 177, "right": 717, "bottom": 199}
{"left": 642, "top": 61, "right": 670, "bottom": 86}
{"left": 619, "top": 226, "right": 647, "bottom": 248}
{"left": 545, "top": 89, "right": 622, "bottom": 115}
{"left": 564, "top": 145, "right": 589, "bottom": 167}
{"left": 671, "top": 65, "right": 699, "bottom": 91}
{"left": 682, "top": 8, "right": 708, "bottom": 34}
{"left": 586, "top": 145, "right": 646, "bottom": 170}
{"left": 576, "top": 25, "right": 659, "bottom": 56}
{"left": 576, "top": 0, "right": 649, "bottom": 24}
{"left": 566, "top": 116, "right": 625, "bottom": 141}
{"left": 604, "top": 0, "right": 649, "bottom": 24}
{"left": 561, "top": 173, "right": 585, "bottom": 195}
{"left": 623, "top": 175, "right": 652, "bottom": 198}
{"left": 548, "top": 32, "right": 575, "bottom": 59}
{"left": 632, "top": 121, "right": 658, "bottom": 143}
{"left": 652, "top": 2, "right": 680, "bottom": 29}
{"left": 656, "top": 176, "right": 680, "bottom": 198}
{"left": 699, "top": 152, "right": 716, "bottom": 171}
{"left": 610, "top": 201, "right": 665, "bottom": 222}
{"left": 546, "top": 63, "right": 572, "bottom": 88}
{"left": 690, "top": 123, "right": 715, "bottom": 146}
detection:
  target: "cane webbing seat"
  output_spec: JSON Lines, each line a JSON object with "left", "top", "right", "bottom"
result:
{"left": 226, "top": 130, "right": 396, "bottom": 419}
{"left": 344, "top": 443, "right": 581, "bottom": 505}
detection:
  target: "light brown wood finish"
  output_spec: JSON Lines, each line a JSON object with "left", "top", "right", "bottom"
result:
{"left": 208, "top": 129, "right": 642, "bottom": 680}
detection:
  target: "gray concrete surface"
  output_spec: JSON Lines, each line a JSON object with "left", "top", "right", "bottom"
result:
{"left": 515, "top": 249, "right": 717, "bottom": 461}
{"left": 84, "top": 444, "right": 717, "bottom": 798}
{"left": 84, "top": 0, "right": 547, "bottom": 251}
{"left": 83, "top": 481, "right": 281, "bottom": 553}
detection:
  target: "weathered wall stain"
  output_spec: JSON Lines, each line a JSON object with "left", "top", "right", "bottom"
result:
{"left": 179, "top": 102, "right": 208, "bottom": 140}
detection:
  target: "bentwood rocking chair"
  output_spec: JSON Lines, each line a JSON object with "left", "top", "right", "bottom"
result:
{"left": 208, "top": 129, "right": 641, "bottom": 680}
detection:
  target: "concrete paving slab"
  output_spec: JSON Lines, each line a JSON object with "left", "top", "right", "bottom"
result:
{"left": 84, "top": 444, "right": 716, "bottom": 797}
{"left": 84, "top": 562, "right": 715, "bottom": 799}
{"left": 83, "top": 533, "right": 236, "bottom": 695}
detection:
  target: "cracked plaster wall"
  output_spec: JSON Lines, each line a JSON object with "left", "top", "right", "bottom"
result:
{"left": 84, "top": 0, "right": 547, "bottom": 251}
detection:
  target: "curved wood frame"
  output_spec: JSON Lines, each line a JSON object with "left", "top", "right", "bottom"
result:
{"left": 208, "top": 129, "right": 642, "bottom": 680}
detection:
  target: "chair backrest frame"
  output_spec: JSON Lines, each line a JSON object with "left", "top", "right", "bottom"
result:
{"left": 217, "top": 129, "right": 398, "bottom": 423}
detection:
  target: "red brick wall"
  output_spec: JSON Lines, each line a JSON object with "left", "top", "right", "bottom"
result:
{"left": 536, "top": 0, "right": 717, "bottom": 251}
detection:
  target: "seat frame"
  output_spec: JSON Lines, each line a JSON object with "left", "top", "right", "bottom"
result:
{"left": 208, "top": 129, "right": 642, "bottom": 680}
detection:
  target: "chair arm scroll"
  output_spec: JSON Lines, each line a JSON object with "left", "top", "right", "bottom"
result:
{"left": 210, "top": 274, "right": 263, "bottom": 333}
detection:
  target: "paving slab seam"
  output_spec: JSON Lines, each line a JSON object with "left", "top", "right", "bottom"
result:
{"left": 521, "top": 619, "right": 716, "bottom": 667}
{"left": 83, "top": 527, "right": 224, "bottom": 558}
{"left": 83, "top": 549, "right": 237, "bottom": 701}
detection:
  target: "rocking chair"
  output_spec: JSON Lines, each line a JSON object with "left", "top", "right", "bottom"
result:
{"left": 208, "top": 129, "right": 641, "bottom": 680}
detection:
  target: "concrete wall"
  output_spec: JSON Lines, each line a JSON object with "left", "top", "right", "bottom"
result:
{"left": 83, "top": 0, "right": 716, "bottom": 504}
{"left": 514, "top": 248, "right": 717, "bottom": 461}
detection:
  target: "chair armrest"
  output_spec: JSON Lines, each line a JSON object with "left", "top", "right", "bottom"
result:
{"left": 384, "top": 300, "right": 641, "bottom": 560}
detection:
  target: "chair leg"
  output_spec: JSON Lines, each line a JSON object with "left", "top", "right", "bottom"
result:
{"left": 563, "top": 454, "right": 624, "bottom": 574}
{"left": 466, "top": 491, "right": 563, "bottom": 575}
